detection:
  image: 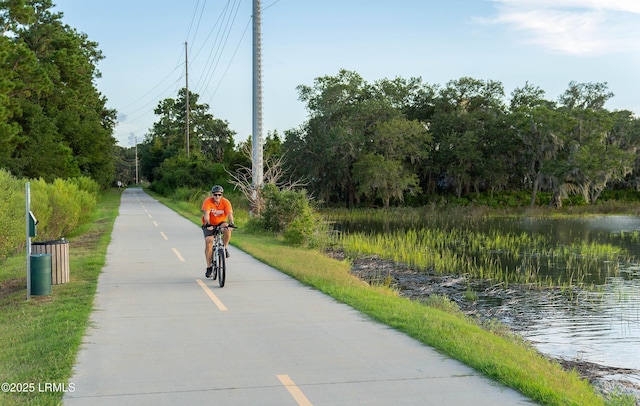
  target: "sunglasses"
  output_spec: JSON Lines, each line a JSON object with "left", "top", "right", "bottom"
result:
{"left": 213, "top": 193, "right": 223, "bottom": 196}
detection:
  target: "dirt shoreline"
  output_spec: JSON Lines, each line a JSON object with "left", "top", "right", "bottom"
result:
{"left": 327, "top": 249, "right": 640, "bottom": 404}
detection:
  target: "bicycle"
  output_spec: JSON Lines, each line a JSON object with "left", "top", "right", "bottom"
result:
{"left": 207, "top": 224, "right": 235, "bottom": 287}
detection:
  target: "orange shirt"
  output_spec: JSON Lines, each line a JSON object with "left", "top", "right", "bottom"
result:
{"left": 201, "top": 197, "right": 233, "bottom": 225}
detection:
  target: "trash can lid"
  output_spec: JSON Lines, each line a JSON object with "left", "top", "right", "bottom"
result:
{"left": 32, "top": 239, "right": 68, "bottom": 245}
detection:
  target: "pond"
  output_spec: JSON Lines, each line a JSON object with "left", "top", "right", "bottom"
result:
{"left": 331, "top": 213, "right": 640, "bottom": 390}
{"left": 486, "top": 216, "right": 640, "bottom": 377}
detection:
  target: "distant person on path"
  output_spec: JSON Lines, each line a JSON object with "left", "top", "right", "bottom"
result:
{"left": 202, "top": 185, "right": 235, "bottom": 278}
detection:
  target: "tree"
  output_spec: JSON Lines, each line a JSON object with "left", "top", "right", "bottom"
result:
{"left": 352, "top": 117, "right": 428, "bottom": 207}
{"left": 611, "top": 111, "right": 640, "bottom": 190}
{"left": 509, "top": 83, "right": 571, "bottom": 206}
{"left": 0, "top": 0, "right": 117, "bottom": 186}
{"left": 547, "top": 82, "right": 635, "bottom": 206}
{"left": 429, "top": 77, "right": 511, "bottom": 197}
{"left": 228, "top": 138, "right": 307, "bottom": 216}
{"left": 140, "top": 88, "right": 236, "bottom": 194}
{"left": 288, "top": 70, "right": 404, "bottom": 206}
{"left": 372, "top": 76, "right": 438, "bottom": 122}
{"left": 353, "top": 153, "right": 420, "bottom": 208}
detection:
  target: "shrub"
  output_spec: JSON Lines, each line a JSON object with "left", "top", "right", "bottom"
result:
{"left": 69, "top": 176, "right": 101, "bottom": 195}
{"left": 30, "top": 178, "right": 98, "bottom": 240}
{"left": 256, "top": 184, "right": 324, "bottom": 247}
{"left": 0, "top": 170, "right": 25, "bottom": 259}
{"left": 0, "top": 172, "right": 100, "bottom": 260}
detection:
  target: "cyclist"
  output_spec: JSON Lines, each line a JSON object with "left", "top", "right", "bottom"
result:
{"left": 202, "top": 185, "right": 235, "bottom": 278}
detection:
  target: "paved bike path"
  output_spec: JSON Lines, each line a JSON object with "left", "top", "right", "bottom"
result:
{"left": 64, "top": 188, "right": 533, "bottom": 405}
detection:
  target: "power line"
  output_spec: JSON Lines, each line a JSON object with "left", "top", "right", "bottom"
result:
{"left": 197, "top": 0, "right": 243, "bottom": 99}
{"left": 263, "top": 0, "right": 280, "bottom": 12}
{"left": 189, "top": 0, "right": 229, "bottom": 67}
{"left": 192, "top": 0, "right": 241, "bottom": 95}
{"left": 185, "top": 0, "right": 207, "bottom": 47}
{"left": 119, "top": 63, "right": 185, "bottom": 114}
{"left": 207, "top": 17, "right": 252, "bottom": 104}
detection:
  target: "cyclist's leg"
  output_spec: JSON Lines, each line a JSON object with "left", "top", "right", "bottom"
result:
{"left": 203, "top": 226, "right": 214, "bottom": 277}
{"left": 204, "top": 236, "right": 213, "bottom": 266}
{"left": 222, "top": 227, "right": 232, "bottom": 257}
{"left": 222, "top": 227, "right": 232, "bottom": 245}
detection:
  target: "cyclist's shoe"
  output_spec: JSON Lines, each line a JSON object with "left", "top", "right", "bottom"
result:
{"left": 225, "top": 248, "right": 229, "bottom": 258}
{"left": 205, "top": 266, "right": 213, "bottom": 278}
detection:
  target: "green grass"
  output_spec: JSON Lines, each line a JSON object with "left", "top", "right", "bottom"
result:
{"left": 0, "top": 189, "right": 121, "bottom": 406}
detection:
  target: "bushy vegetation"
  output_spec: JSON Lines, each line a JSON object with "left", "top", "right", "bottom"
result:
{"left": 148, "top": 155, "right": 231, "bottom": 197}
{"left": 250, "top": 184, "right": 324, "bottom": 247}
{"left": 0, "top": 169, "right": 99, "bottom": 260}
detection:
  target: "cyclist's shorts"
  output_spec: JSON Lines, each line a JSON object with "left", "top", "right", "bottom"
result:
{"left": 202, "top": 223, "right": 224, "bottom": 238}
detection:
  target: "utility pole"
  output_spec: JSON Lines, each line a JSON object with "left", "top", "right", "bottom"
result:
{"left": 25, "top": 182, "right": 31, "bottom": 300}
{"left": 185, "top": 41, "right": 190, "bottom": 158}
{"left": 135, "top": 135, "right": 139, "bottom": 184}
{"left": 131, "top": 133, "right": 139, "bottom": 184}
{"left": 252, "top": 0, "right": 264, "bottom": 214}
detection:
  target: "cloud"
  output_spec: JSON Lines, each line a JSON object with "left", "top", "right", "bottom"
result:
{"left": 482, "top": 0, "right": 640, "bottom": 55}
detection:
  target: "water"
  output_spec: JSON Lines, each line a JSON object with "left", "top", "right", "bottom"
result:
{"left": 521, "top": 276, "right": 640, "bottom": 373}
{"left": 333, "top": 214, "right": 640, "bottom": 382}
{"left": 491, "top": 216, "right": 640, "bottom": 378}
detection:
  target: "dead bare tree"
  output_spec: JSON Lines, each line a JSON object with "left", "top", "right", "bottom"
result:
{"left": 227, "top": 143, "right": 308, "bottom": 216}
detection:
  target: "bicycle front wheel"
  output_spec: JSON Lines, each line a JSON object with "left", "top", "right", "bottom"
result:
{"left": 217, "top": 247, "right": 226, "bottom": 287}
{"left": 209, "top": 244, "right": 217, "bottom": 280}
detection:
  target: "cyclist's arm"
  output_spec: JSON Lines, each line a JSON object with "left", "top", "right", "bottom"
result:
{"left": 202, "top": 209, "right": 211, "bottom": 226}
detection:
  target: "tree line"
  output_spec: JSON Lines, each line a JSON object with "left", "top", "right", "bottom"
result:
{"left": 283, "top": 70, "right": 640, "bottom": 208}
{"left": 139, "top": 68, "right": 640, "bottom": 209}
{"left": 0, "top": 0, "right": 116, "bottom": 188}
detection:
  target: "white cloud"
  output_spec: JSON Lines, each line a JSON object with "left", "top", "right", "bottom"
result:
{"left": 483, "top": 0, "right": 640, "bottom": 55}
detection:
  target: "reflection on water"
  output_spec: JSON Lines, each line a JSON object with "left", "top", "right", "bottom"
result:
{"left": 522, "top": 277, "right": 640, "bottom": 373}
{"left": 335, "top": 214, "right": 640, "bottom": 381}
{"left": 507, "top": 216, "right": 640, "bottom": 377}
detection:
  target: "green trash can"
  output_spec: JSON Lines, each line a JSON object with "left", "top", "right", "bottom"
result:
{"left": 31, "top": 254, "right": 52, "bottom": 295}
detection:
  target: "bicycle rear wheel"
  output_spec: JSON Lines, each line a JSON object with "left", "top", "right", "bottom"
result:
{"left": 217, "top": 247, "right": 226, "bottom": 287}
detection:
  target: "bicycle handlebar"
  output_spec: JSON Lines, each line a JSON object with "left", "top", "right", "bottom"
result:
{"left": 204, "top": 223, "right": 237, "bottom": 230}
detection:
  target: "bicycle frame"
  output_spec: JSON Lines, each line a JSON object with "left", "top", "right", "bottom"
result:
{"left": 209, "top": 226, "right": 227, "bottom": 287}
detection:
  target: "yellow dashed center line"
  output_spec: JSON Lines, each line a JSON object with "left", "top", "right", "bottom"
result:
{"left": 196, "top": 279, "right": 228, "bottom": 311}
{"left": 277, "top": 375, "right": 313, "bottom": 406}
{"left": 160, "top": 232, "right": 168, "bottom": 240}
{"left": 172, "top": 248, "right": 185, "bottom": 262}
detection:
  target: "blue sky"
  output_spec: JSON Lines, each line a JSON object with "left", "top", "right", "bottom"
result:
{"left": 53, "top": 0, "right": 640, "bottom": 147}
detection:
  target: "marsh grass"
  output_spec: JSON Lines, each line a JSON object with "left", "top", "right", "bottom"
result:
{"left": 328, "top": 209, "right": 632, "bottom": 289}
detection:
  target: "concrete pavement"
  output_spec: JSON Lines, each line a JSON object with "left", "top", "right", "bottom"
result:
{"left": 63, "top": 188, "right": 534, "bottom": 405}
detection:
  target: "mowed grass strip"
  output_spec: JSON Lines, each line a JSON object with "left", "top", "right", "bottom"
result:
{"left": 0, "top": 189, "right": 121, "bottom": 406}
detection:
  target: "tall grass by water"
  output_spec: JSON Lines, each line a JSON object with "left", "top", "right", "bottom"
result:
{"left": 327, "top": 208, "right": 630, "bottom": 288}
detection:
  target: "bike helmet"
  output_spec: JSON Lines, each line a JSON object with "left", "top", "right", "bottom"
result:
{"left": 211, "top": 185, "right": 224, "bottom": 194}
